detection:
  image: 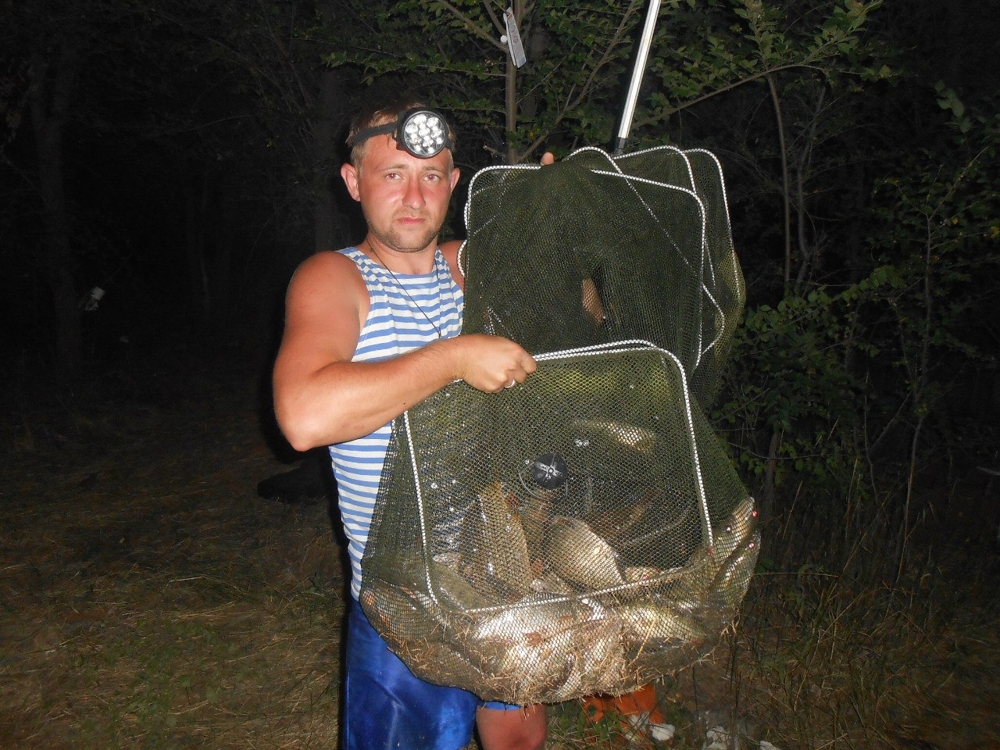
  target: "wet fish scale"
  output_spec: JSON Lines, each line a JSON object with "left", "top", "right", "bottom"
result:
{"left": 710, "top": 496, "right": 757, "bottom": 563}
{"left": 460, "top": 482, "right": 532, "bottom": 601}
{"left": 618, "top": 602, "right": 707, "bottom": 649}
{"left": 572, "top": 418, "right": 658, "bottom": 454}
{"left": 707, "top": 528, "right": 761, "bottom": 611}
{"left": 544, "top": 515, "right": 625, "bottom": 590}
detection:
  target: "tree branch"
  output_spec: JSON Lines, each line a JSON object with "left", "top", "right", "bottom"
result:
{"left": 435, "top": 0, "right": 507, "bottom": 53}
{"left": 634, "top": 62, "right": 824, "bottom": 127}
{"left": 511, "top": 0, "right": 643, "bottom": 162}
{"left": 483, "top": 0, "right": 505, "bottom": 36}
{"left": 767, "top": 74, "right": 793, "bottom": 294}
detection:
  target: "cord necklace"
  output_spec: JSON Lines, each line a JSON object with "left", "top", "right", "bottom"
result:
{"left": 366, "top": 239, "right": 443, "bottom": 339}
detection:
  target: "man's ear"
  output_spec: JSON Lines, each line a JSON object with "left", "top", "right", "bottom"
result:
{"left": 341, "top": 162, "right": 361, "bottom": 202}
{"left": 450, "top": 167, "right": 461, "bottom": 191}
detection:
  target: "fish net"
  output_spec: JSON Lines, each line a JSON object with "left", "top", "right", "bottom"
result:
{"left": 359, "top": 146, "right": 758, "bottom": 704}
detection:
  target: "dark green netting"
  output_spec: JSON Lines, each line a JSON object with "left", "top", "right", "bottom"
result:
{"left": 360, "top": 146, "right": 757, "bottom": 704}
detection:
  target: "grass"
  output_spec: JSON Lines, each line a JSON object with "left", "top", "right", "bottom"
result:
{"left": 2, "top": 346, "right": 998, "bottom": 748}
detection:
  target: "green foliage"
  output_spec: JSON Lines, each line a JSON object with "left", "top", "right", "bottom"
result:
{"left": 716, "top": 285, "right": 869, "bottom": 489}
{"left": 319, "top": 0, "right": 648, "bottom": 164}
{"left": 862, "top": 93, "right": 1000, "bottom": 444}
{"left": 631, "top": 0, "right": 887, "bottom": 140}
{"left": 320, "top": 0, "right": 885, "bottom": 165}
{"left": 717, "top": 86, "right": 1000, "bottom": 531}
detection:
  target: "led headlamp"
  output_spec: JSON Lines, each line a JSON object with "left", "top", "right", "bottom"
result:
{"left": 353, "top": 108, "right": 454, "bottom": 159}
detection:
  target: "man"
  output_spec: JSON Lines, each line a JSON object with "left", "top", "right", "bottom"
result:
{"left": 272, "top": 99, "right": 548, "bottom": 749}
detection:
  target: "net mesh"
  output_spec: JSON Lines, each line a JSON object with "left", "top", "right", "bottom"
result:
{"left": 359, "top": 146, "right": 757, "bottom": 704}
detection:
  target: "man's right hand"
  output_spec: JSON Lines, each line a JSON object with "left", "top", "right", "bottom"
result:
{"left": 451, "top": 334, "right": 537, "bottom": 393}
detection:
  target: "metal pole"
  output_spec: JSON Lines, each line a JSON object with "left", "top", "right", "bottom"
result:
{"left": 613, "top": 0, "right": 662, "bottom": 155}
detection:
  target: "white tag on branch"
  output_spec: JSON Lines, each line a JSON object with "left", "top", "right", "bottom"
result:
{"left": 503, "top": 7, "right": 527, "bottom": 67}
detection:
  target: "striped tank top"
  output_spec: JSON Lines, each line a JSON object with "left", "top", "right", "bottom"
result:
{"left": 329, "top": 246, "right": 464, "bottom": 600}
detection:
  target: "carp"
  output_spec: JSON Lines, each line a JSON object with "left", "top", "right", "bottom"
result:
{"left": 468, "top": 592, "right": 585, "bottom": 644}
{"left": 543, "top": 515, "right": 625, "bottom": 591}
{"left": 623, "top": 565, "right": 665, "bottom": 583}
{"left": 617, "top": 602, "right": 707, "bottom": 651}
{"left": 585, "top": 489, "right": 656, "bottom": 547}
{"left": 376, "top": 554, "right": 488, "bottom": 612}
{"left": 709, "top": 496, "right": 757, "bottom": 564}
{"left": 706, "top": 528, "right": 761, "bottom": 612}
{"left": 572, "top": 418, "right": 658, "bottom": 455}
{"left": 460, "top": 482, "right": 532, "bottom": 601}
{"left": 464, "top": 593, "right": 589, "bottom": 700}
{"left": 360, "top": 582, "right": 440, "bottom": 641}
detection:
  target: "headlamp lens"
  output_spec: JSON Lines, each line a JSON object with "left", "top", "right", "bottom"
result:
{"left": 352, "top": 107, "right": 453, "bottom": 159}
{"left": 401, "top": 111, "right": 448, "bottom": 157}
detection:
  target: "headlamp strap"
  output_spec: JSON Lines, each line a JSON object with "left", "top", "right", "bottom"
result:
{"left": 353, "top": 121, "right": 396, "bottom": 145}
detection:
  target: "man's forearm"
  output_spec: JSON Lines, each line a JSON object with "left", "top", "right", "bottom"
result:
{"left": 274, "top": 338, "right": 460, "bottom": 451}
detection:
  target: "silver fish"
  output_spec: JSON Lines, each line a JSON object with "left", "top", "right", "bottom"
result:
{"left": 617, "top": 602, "right": 707, "bottom": 652}
{"left": 572, "top": 418, "right": 658, "bottom": 454}
{"left": 460, "top": 482, "right": 532, "bottom": 601}
{"left": 378, "top": 555, "right": 488, "bottom": 612}
{"left": 677, "top": 496, "right": 758, "bottom": 597}
{"left": 543, "top": 515, "right": 625, "bottom": 591}
{"left": 619, "top": 564, "right": 702, "bottom": 605}
{"left": 672, "top": 497, "right": 757, "bottom": 609}
{"left": 520, "top": 494, "right": 552, "bottom": 553}
{"left": 495, "top": 623, "right": 575, "bottom": 701}
{"left": 469, "top": 592, "right": 585, "bottom": 643}
{"left": 360, "top": 582, "right": 440, "bottom": 642}
{"left": 707, "top": 528, "right": 761, "bottom": 612}
{"left": 616, "top": 494, "right": 696, "bottom": 555}
{"left": 585, "top": 489, "right": 655, "bottom": 547}
{"left": 529, "top": 570, "right": 576, "bottom": 596}
{"left": 623, "top": 565, "right": 665, "bottom": 583}
{"left": 709, "top": 496, "right": 758, "bottom": 564}
{"left": 464, "top": 593, "right": 588, "bottom": 700}
{"left": 573, "top": 603, "right": 626, "bottom": 695}
{"left": 477, "top": 597, "right": 626, "bottom": 704}
{"left": 543, "top": 615, "right": 626, "bottom": 702}
{"left": 428, "top": 559, "right": 489, "bottom": 612}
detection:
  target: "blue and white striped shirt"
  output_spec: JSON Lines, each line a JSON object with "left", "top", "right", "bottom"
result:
{"left": 329, "top": 246, "right": 464, "bottom": 600}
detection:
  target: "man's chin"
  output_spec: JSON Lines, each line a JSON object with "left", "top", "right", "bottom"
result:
{"left": 379, "top": 229, "right": 440, "bottom": 254}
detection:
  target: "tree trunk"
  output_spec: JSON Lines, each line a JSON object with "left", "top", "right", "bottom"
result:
{"left": 504, "top": 0, "right": 524, "bottom": 164}
{"left": 313, "top": 70, "right": 347, "bottom": 253}
{"left": 29, "top": 48, "right": 82, "bottom": 377}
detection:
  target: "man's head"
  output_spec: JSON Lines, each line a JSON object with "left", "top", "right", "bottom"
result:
{"left": 347, "top": 99, "right": 457, "bottom": 172}
{"left": 341, "top": 99, "right": 461, "bottom": 255}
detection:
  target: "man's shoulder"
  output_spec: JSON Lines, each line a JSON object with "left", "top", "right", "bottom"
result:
{"left": 438, "top": 239, "right": 465, "bottom": 288}
{"left": 439, "top": 239, "right": 462, "bottom": 261}
{"left": 290, "top": 249, "right": 365, "bottom": 292}
{"left": 301, "top": 247, "right": 359, "bottom": 271}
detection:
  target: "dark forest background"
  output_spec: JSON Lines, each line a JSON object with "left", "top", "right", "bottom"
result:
{"left": 2, "top": 0, "right": 998, "bottom": 569}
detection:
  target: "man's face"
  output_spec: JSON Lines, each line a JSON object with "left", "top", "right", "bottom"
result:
{"left": 341, "top": 133, "right": 460, "bottom": 254}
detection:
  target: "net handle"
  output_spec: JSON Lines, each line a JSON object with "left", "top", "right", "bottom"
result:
{"left": 613, "top": 0, "right": 663, "bottom": 155}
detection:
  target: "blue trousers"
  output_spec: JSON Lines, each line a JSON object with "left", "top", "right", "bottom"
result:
{"left": 343, "top": 600, "right": 517, "bottom": 749}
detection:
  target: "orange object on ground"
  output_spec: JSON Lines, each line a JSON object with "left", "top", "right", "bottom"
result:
{"left": 583, "top": 683, "right": 665, "bottom": 728}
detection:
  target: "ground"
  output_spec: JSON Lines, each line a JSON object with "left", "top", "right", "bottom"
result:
{"left": 1, "top": 344, "right": 998, "bottom": 748}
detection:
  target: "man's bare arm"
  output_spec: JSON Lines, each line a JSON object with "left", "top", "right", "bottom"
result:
{"left": 273, "top": 251, "right": 535, "bottom": 452}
